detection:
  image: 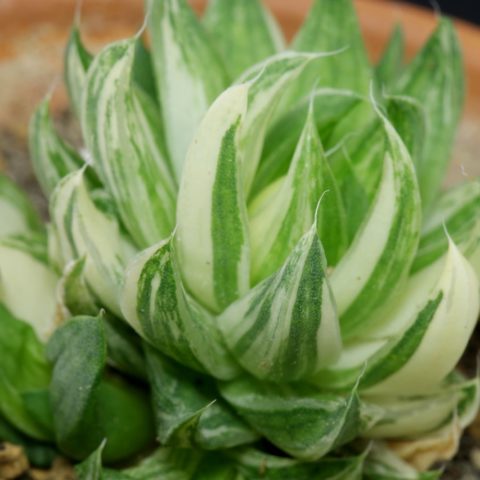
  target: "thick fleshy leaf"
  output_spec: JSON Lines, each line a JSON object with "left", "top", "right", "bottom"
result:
{"left": 364, "top": 443, "right": 441, "bottom": 480}
{"left": 248, "top": 104, "right": 347, "bottom": 281}
{"left": 0, "top": 304, "right": 53, "bottom": 441}
{"left": 376, "top": 25, "right": 405, "bottom": 89}
{"left": 82, "top": 39, "right": 176, "bottom": 247}
{"left": 0, "top": 236, "right": 58, "bottom": 342}
{"left": 121, "top": 448, "right": 201, "bottom": 480}
{"left": 57, "top": 256, "right": 147, "bottom": 380}
{"left": 237, "top": 52, "right": 327, "bottom": 195}
{"left": 363, "top": 376, "right": 480, "bottom": 439}
{"left": 145, "top": 347, "right": 257, "bottom": 449}
{"left": 46, "top": 316, "right": 154, "bottom": 462}
{"left": 251, "top": 88, "right": 363, "bottom": 197}
{"left": 362, "top": 240, "right": 478, "bottom": 395}
{"left": 220, "top": 377, "right": 382, "bottom": 461}
{"left": 0, "top": 174, "right": 43, "bottom": 238}
{"left": 395, "top": 19, "right": 464, "bottom": 209}
{"left": 64, "top": 24, "right": 93, "bottom": 118}
{"left": 329, "top": 105, "right": 421, "bottom": 338}
{"left": 103, "top": 315, "right": 147, "bottom": 381}
{"left": 59, "top": 256, "right": 98, "bottom": 317}
{"left": 286, "top": 0, "right": 371, "bottom": 106}
{"left": 319, "top": 240, "right": 479, "bottom": 392}
{"left": 121, "top": 238, "right": 239, "bottom": 379}
{"left": 203, "top": 0, "right": 284, "bottom": 79}
{"left": 219, "top": 222, "right": 341, "bottom": 382}
{"left": 412, "top": 180, "right": 480, "bottom": 274}
{"left": 176, "top": 84, "right": 249, "bottom": 313}
{"left": 50, "top": 170, "right": 134, "bottom": 316}
{"left": 148, "top": 0, "right": 229, "bottom": 178}
{"left": 29, "top": 97, "right": 97, "bottom": 197}
{"left": 326, "top": 95, "right": 424, "bottom": 241}
{"left": 77, "top": 444, "right": 202, "bottom": 480}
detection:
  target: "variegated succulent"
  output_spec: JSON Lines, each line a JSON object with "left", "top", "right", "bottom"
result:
{"left": 1, "top": 0, "right": 479, "bottom": 478}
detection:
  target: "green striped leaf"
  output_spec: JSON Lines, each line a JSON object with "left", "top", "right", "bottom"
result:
{"left": 220, "top": 377, "right": 382, "bottom": 461}
{"left": 376, "top": 25, "right": 405, "bottom": 89}
{"left": 29, "top": 97, "right": 97, "bottom": 197}
{"left": 384, "top": 95, "right": 426, "bottom": 169}
{"left": 219, "top": 222, "right": 341, "bottom": 382}
{"left": 363, "top": 240, "right": 478, "bottom": 396}
{"left": 319, "top": 239, "right": 478, "bottom": 392}
{"left": 248, "top": 104, "right": 347, "bottom": 282}
{"left": 329, "top": 105, "right": 421, "bottom": 338}
{"left": 148, "top": 0, "right": 229, "bottom": 179}
{"left": 78, "top": 446, "right": 203, "bottom": 480}
{"left": 0, "top": 174, "right": 43, "bottom": 238}
{"left": 286, "top": 0, "right": 371, "bottom": 107}
{"left": 0, "top": 303, "right": 53, "bottom": 441}
{"left": 176, "top": 84, "right": 249, "bottom": 313}
{"left": 364, "top": 443, "right": 441, "bottom": 480}
{"left": 121, "top": 449, "right": 201, "bottom": 480}
{"left": 203, "top": 0, "right": 284, "bottom": 79}
{"left": 238, "top": 52, "right": 330, "bottom": 195}
{"left": 326, "top": 95, "right": 424, "bottom": 241}
{"left": 46, "top": 316, "right": 155, "bottom": 462}
{"left": 251, "top": 88, "right": 363, "bottom": 198}
{"left": 50, "top": 170, "right": 134, "bottom": 316}
{"left": 121, "top": 237, "right": 239, "bottom": 379}
{"left": 412, "top": 180, "right": 480, "bottom": 274}
{"left": 395, "top": 19, "right": 464, "bottom": 209}
{"left": 82, "top": 39, "right": 176, "bottom": 247}
{"left": 363, "top": 376, "right": 480, "bottom": 439}
{"left": 145, "top": 347, "right": 257, "bottom": 450}
{"left": 0, "top": 236, "right": 58, "bottom": 342}
{"left": 233, "top": 449, "right": 365, "bottom": 480}
{"left": 64, "top": 24, "right": 93, "bottom": 118}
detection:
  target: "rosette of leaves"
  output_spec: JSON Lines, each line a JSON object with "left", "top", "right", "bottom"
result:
{"left": 1, "top": 0, "right": 480, "bottom": 477}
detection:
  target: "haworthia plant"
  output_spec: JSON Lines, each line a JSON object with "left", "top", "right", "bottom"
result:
{"left": 2, "top": 0, "right": 479, "bottom": 476}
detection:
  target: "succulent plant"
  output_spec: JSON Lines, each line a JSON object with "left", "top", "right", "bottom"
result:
{"left": 1, "top": 0, "right": 480, "bottom": 477}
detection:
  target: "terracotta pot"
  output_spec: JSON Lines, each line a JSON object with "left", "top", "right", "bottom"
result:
{"left": 0, "top": 0, "right": 479, "bottom": 183}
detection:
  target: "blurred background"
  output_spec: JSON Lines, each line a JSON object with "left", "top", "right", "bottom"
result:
{"left": 405, "top": 0, "right": 480, "bottom": 24}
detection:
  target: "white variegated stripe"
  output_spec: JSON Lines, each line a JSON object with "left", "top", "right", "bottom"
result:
{"left": 413, "top": 181, "right": 480, "bottom": 274}
{"left": 248, "top": 104, "right": 347, "bottom": 282}
{"left": 82, "top": 39, "right": 176, "bottom": 248}
{"left": 50, "top": 170, "right": 133, "bottom": 316}
{"left": 176, "top": 84, "right": 249, "bottom": 313}
{"left": 237, "top": 52, "right": 326, "bottom": 195}
{"left": 148, "top": 0, "right": 228, "bottom": 179}
{"left": 219, "top": 223, "right": 341, "bottom": 382}
{"left": 0, "top": 175, "right": 43, "bottom": 238}
{"left": 363, "top": 377, "right": 479, "bottom": 438}
{"left": 329, "top": 109, "right": 421, "bottom": 338}
{"left": 252, "top": 88, "right": 364, "bottom": 198}
{"left": 64, "top": 25, "right": 92, "bottom": 118}
{"left": 395, "top": 19, "right": 464, "bottom": 209}
{"left": 0, "top": 241, "right": 59, "bottom": 341}
{"left": 363, "top": 240, "right": 479, "bottom": 396}
{"left": 248, "top": 108, "right": 321, "bottom": 283}
{"left": 423, "top": 181, "right": 480, "bottom": 235}
{"left": 121, "top": 238, "right": 239, "bottom": 380}
{"left": 219, "top": 377, "right": 382, "bottom": 461}
{"left": 203, "top": 0, "right": 285, "bottom": 79}
{"left": 29, "top": 98, "right": 89, "bottom": 197}
{"left": 318, "top": 240, "right": 479, "bottom": 392}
